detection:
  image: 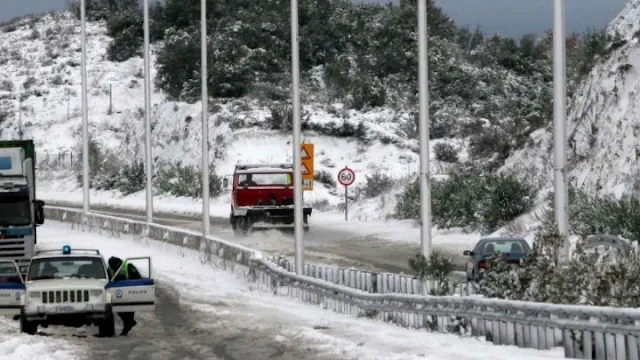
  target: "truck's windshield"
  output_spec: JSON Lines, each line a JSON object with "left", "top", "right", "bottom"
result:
{"left": 28, "top": 257, "right": 107, "bottom": 281}
{"left": 238, "top": 173, "right": 292, "bottom": 186}
{"left": 0, "top": 195, "right": 30, "bottom": 226}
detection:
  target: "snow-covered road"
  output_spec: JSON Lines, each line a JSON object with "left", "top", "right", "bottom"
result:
{"left": 1, "top": 221, "right": 563, "bottom": 359}
{"left": 44, "top": 200, "right": 473, "bottom": 273}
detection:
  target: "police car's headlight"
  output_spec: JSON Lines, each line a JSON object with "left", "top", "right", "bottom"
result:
{"left": 90, "top": 290, "right": 102, "bottom": 297}
{"left": 28, "top": 291, "right": 40, "bottom": 299}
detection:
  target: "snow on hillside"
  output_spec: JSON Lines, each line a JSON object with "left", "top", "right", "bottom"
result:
{"left": 0, "top": 11, "right": 463, "bottom": 222}
{"left": 608, "top": 0, "right": 640, "bottom": 39}
{"left": 502, "top": 0, "right": 640, "bottom": 200}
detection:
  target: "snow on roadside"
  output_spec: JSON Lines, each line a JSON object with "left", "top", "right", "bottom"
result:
{"left": 0, "top": 317, "right": 88, "bottom": 360}
{"left": 38, "top": 220, "right": 563, "bottom": 359}
{"left": 38, "top": 178, "right": 484, "bottom": 248}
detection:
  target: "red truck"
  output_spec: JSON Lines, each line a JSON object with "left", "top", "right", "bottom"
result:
{"left": 224, "top": 163, "right": 312, "bottom": 236}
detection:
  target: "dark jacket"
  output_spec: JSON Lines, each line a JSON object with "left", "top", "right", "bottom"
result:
{"left": 108, "top": 256, "right": 142, "bottom": 281}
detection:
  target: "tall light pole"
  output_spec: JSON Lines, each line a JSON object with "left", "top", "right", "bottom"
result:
{"left": 201, "top": 0, "right": 210, "bottom": 236}
{"left": 291, "top": 0, "right": 304, "bottom": 274}
{"left": 418, "top": 0, "right": 432, "bottom": 258}
{"left": 553, "top": 0, "right": 569, "bottom": 263}
{"left": 80, "top": 0, "right": 89, "bottom": 214}
{"left": 143, "top": 0, "right": 153, "bottom": 224}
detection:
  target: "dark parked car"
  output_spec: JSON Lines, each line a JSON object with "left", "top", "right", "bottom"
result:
{"left": 463, "top": 237, "right": 531, "bottom": 281}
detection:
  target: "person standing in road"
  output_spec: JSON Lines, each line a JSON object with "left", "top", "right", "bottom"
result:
{"left": 108, "top": 256, "right": 142, "bottom": 336}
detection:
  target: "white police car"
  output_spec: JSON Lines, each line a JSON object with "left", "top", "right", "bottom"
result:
{"left": 0, "top": 245, "right": 155, "bottom": 336}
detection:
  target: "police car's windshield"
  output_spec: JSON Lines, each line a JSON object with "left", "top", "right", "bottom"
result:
{"left": 28, "top": 257, "right": 107, "bottom": 281}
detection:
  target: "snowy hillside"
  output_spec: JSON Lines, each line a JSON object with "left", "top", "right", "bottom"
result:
{"left": 0, "top": 12, "right": 463, "bottom": 221}
{"left": 502, "top": 0, "right": 640, "bottom": 199}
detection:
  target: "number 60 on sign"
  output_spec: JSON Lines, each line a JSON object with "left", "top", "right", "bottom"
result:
{"left": 338, "top": 167, "right": 355, "bottom": 187}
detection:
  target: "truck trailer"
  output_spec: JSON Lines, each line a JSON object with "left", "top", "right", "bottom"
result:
{"left": 0, "top": 140, "right": 45, "bottom": 275}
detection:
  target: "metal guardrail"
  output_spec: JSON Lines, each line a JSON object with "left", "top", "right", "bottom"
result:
{"left": 271, "top": 256, "right": 477, "bottom": 296}
{"left": 44, "top": 205, "right": 640, "bottom": 359}
{"left": 44, "top": 206, "right": 258, "bottom": 266}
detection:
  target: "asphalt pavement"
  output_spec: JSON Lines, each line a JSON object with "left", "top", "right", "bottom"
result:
{"left": 45, "top": 200, "right": 470, "bottom": 274}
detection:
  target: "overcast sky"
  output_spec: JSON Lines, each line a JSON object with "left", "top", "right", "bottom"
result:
{"left": 0, "top": 0, "right": 631, "bottom": 38}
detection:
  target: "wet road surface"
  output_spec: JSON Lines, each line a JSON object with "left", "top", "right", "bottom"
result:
{"left": 47, "top": 200, "right": 469, "bottom": 273}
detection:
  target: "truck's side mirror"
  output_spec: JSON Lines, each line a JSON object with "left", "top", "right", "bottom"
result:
{"left": 34, "top": 200, "right": 45, "bottom": 225}
{"left": 223, "top": 178, "right": 228, "bottom": 189}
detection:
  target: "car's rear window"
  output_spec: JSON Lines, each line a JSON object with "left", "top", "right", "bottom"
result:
{"left": 238, "top": 173, "right": 292, "bottom": 186}
{"left": 480, "top": 240, "right": 528, "bottom": 255}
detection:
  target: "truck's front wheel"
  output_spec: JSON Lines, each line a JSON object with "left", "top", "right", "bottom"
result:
{"left": 19, "top": 311, "right": 37, "bottom": 335}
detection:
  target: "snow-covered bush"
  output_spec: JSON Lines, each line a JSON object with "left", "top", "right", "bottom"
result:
{"left": 314, "top": 170, "right": 336, "bottom": 188}
{"left": 307, "top": 120, "right": 367, "bottom": 141}
{"left": 106, "top": 8, "right": 142, "bottom": 62}
{"left": 0, "top": 110, "right": 11, "bottom": 125}
{"left": 477, "top": 212, "right": 640, "bottom": 307}
{"left": 433, "top": 142, "right": 458, "bottom": 163}
{"left": 408, "top": 252, "right": 455, "bottom": 296}
{"left": 73, "top": 135, "right": 120, "bottom": 191}
{"left": 153, "top": 161, "right": 222, "bottom": 198}
{"left": 568, "top": 189, "right": 640, "bottom": 242}
{"left": 362, "top": 171, "right": 393, "bottom": 199}
{"left": 395, "top": 171, "right": 536, "bottom": 233}
{"left": 116, "top": 160, "right": 145, "bottom": 196}
{"left": 0, "top": 80, "right": 13, "bottom": 92}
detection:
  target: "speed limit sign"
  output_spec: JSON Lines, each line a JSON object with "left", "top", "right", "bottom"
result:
{"left": 337, "top": 167, "right": 355, "bottom": 186}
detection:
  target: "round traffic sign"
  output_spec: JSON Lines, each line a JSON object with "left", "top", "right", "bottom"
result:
{"left": 337, "top": 167, "right": 355, "bottom": 186}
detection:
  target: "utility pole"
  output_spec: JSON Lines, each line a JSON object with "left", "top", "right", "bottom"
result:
{"left": 553, "top": 0, "right": 570, "bottom": 263}
{"left": 143, "top": 0, "right": 153, "bottom": 224}
{"left": 417, "top": 0, "right": 432, "bottom": 258}
{"left": 18, "top": 97, "right": 23, "bottom": 140}
{"left": 201, "top": 0, "right": 210, "bottom": 236}
{"left": 291, "top": 0, "right": 304, "bottom": 274}
{"left": 81, "top": 0, "right": 90, "bottom": 214}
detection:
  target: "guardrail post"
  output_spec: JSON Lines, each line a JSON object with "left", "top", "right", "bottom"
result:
{"left": 350, "top": 270, "right": 356, "bottom": 289}
{"left": 616, "top": 332, "right": 627, "bottom": 360}
{"left": 563, "top": 329, "right": 575, "bottom": 358}
{"left": 581, "top": 331, "right": 593, "bottom": 359}
{"left": 627, "top": 334, "right": 639, "bottom": 360}
{"left": 515, "top": 321, "right": 525, "bottom": 347}
{"left": 605, "top": 332, "right": 616, "bottom": 359}
{"left": 506, "top": 317, "right": 516, "bottom": 346}
{"left": 594, "top": 331, "right": 606, "bottom": 359}
{"left": 491, "top": 313, "right": 500, "bottom": 344}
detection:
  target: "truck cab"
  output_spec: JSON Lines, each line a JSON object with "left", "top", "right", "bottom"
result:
{"left": 225, "top": 163, "right": 312, "bottom": 236}
{"left": 0, "top": 140, "right": 45, "bottom": 275}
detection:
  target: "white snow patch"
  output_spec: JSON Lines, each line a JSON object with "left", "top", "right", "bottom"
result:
{"left": 0, "top": 317, "right": 88, "bottom": 360}
{"left": 608, "top": 0, "right": 640, "bottom": 39}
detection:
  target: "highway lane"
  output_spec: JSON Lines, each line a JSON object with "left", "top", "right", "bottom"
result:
{"left": 44, "top": 200, "right": 470, "bottom": 274}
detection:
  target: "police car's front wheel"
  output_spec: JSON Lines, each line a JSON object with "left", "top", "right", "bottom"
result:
{"left": 98, "top": 311, "right": 115, "bottom": 337}
{"left": 19, "top": 311, "right": 37, "bottom": 335}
